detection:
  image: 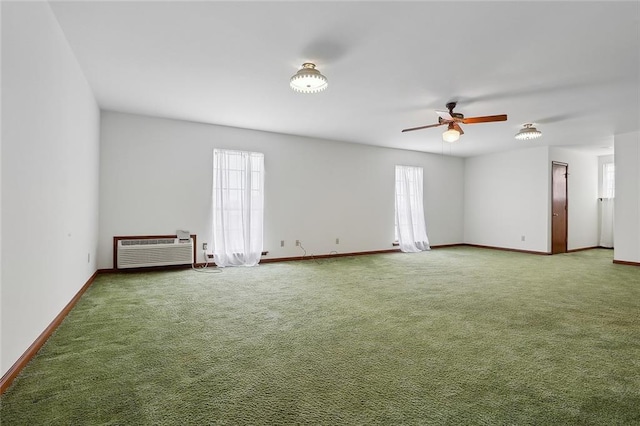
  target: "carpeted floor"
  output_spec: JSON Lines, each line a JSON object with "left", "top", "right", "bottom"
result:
{"left": 1, "top": 247, "right": 639, "bottom": 425}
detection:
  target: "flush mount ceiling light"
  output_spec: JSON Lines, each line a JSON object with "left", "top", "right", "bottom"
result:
{"left": 290, "top": 62, "right": 328, "bottom": 93}
{"left": 515, "top": 123, "right": 542, "bottom": 140}
{"left": 442, "top": 123, "right": 461, "bottom": 143}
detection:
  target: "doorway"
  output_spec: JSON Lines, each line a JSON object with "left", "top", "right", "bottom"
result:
{"left": 551, "top": 162, "right": 568, "bottom": 254}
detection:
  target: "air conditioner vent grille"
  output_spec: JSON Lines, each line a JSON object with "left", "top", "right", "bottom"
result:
{"left": 116, "top": 236, "right": 194, "bottom": 269}
{"left": 120, "top": 238, "right": 176, "bottom": 246}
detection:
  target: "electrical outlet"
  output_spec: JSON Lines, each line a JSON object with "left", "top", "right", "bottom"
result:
{"left": 336, "top": 238, "right": 340, "bottom": 244}
{"left": 87, "top": 253, "right": 90, "bottom": 263}
{"left": 203, "top": 242, "right": 208, "bottom": 250}
{"left": 296, "top": 240, "right": 300, "bottom": 246}
{"left": 521, "top": 236, "right": 525, "bottom": 242}
{"left": 280, "top": 240, "right": 285, "bottom": 247}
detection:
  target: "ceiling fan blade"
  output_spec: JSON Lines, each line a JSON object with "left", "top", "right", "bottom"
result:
{"left": 462, "top": 114, "right": 508, "bottom": 124}
{"left": 435, "top": 110, "right": 453, "bottom": 121}
{"left": 401, "top": 123, "right": 444, "bottom": 133}
{"left": 453, "top": 123, "right": 464, "bottom": 135}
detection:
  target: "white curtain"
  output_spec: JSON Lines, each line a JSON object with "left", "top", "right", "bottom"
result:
{"left": 599, "top": 198, "right": 614, "bottom": 248}
{"left": 211, "top": 149, "right": 264, "bottom": 267}
{"left": 599, "top": 162, "right": 615, "bottom": 248}
{"left": 395, "top": 165, "right": 430, "bottom": 253}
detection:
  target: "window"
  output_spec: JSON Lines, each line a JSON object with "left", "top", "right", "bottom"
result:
{"left": 395, "top": 165, "right": 430, "bottom": 253}
{"left": 599, "top": 162, "right": 615, "bottom": 247}
{"left": 211, "top": 149, "right": 264, "bottom": 267}
{"left": 602, "top": 163, "right": 615, "bottom": 198}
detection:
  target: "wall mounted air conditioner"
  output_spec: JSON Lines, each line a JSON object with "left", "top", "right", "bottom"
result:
{"left": 115, "top": 236, "right": 194, "bottom": 269}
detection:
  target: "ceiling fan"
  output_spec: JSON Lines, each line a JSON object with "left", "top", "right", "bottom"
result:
{"left": 402, "top": 102, "right": 507, "bottom": 142}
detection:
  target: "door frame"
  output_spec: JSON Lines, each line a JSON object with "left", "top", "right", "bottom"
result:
{"left": 551, "top": 161, "right": 568, "bottom": 254}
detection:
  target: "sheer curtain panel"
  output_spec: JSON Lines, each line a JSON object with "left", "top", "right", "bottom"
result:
{"left": 599, "top": 199, "right": 614, "bottom": 248}
{"left": 211, "top": 149, "right": 264, "bottom": 267}
{"left": 599, "top": 162, "right": 615, "bottom": 248}
{"left": 395, "top": 165, "right": 430, "bottom": 253}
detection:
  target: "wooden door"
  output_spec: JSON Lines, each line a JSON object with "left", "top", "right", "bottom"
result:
{"left": 551, "top": 162, "right": 568, "bottom": 254}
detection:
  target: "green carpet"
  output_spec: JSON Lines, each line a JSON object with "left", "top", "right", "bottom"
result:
{"left": 2, "top": 247, "right": 639, "bottom": 424}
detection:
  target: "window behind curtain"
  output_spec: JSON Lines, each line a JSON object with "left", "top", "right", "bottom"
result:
{"left": 599, "top": 162, "right": 615, "bottom": 248}
{"left": 395, "top": 165, "right": 430, "bottom": 253}
{"left": 211, "top": 149, "right": 264, "bottom": 267}
{"left": 602, "top": 163, "right": 615, "bottom": 198}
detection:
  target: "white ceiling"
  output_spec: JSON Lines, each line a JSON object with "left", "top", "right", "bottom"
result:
{"left": 48, "top": 1, "right": 639, "bottom": 158}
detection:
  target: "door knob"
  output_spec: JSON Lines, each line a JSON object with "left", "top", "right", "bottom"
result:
{"left": 553, "top": 213, "right": 559, "bottom": 217}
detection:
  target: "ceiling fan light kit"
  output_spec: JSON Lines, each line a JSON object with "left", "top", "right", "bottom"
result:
{"left": 290, "top": 62, "right": 328, "bottom": 93}
{"left": 442, "top": 124, "right": 460, "bottom": 143}
{"left": 515, "top": 123, "right": 542, "bottom": 140}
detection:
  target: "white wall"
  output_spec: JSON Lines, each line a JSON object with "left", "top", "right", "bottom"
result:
{"left": 1, "top": 2, "right": 100, "bottom": 376}
{"left": 549, "top": 147, "right": 599, "bottom": 250}
{"left": 464, "top": 146, "right": 550, "bottom": 252}
{"left": 98, "top": 111, "right": 465, "bottom": 269}
{"left": 614, "top": 131, "right": 640, "bottom": 263}
{"left": 464, "top": 146, "right": 601, "bottom": 253}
